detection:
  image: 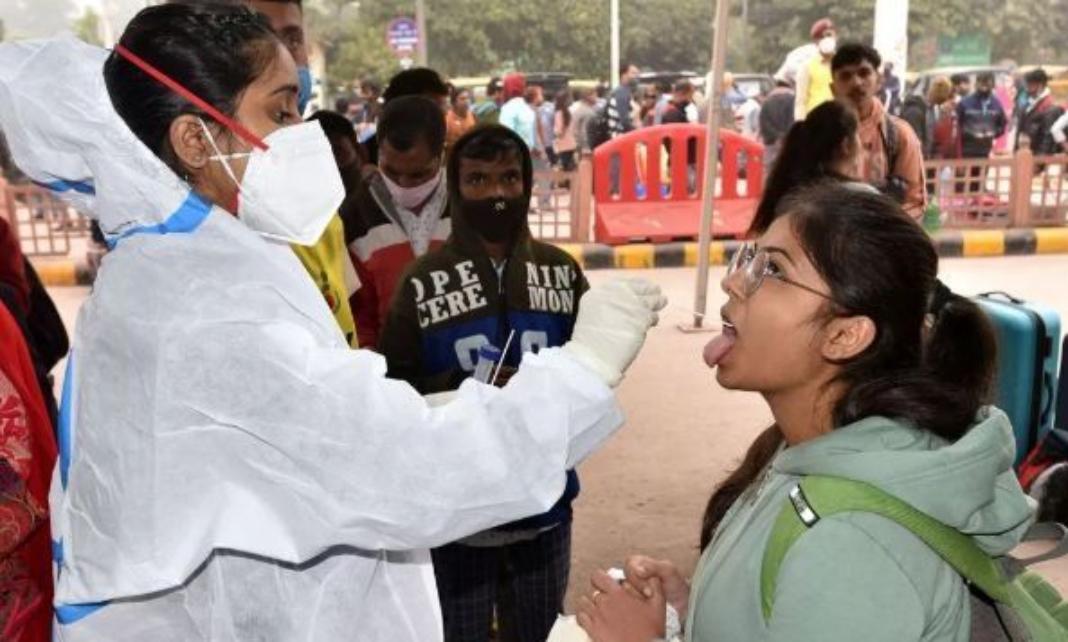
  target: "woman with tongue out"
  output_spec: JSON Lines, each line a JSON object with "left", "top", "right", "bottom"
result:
{"left": 577, "top": 183, "right": 1035, "bottom": 642}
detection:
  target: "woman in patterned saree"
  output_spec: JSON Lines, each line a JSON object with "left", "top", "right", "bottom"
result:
{"left": 0, "top": 301, "right": 57, "bottom": 642}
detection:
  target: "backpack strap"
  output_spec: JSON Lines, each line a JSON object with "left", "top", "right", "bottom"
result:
{"left": 880, "top": 115, "right": 900, "bottom": 174}
{"left": 760, "top": 475, "right": 1012, "bottom": 623}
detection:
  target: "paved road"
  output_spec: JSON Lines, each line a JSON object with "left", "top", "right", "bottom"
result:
{"left": 45, "top": 254, "right": 1068, "bottom": 612}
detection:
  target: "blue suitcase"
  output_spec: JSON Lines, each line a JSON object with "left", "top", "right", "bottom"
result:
{"left": 977, "top": 292, "right": 1062, "bottom": 467}
{"left": 1059, "top": 336, "right": 1068, "bottom": 431}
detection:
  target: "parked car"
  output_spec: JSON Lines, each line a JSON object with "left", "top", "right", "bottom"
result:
{"left": 909, "top": 65, "right": 1012, "bottom": 99}
{"left": 524, "top": 72, "right": 572, "bottom": 98}
{"left": 731, "top": 73, "right": 774, "bottom": 100}
{"left": 638, "top": 70, "right": 701, "bottom": 92}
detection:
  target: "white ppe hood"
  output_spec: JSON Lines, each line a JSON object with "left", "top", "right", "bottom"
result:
{"left": 0, "top": 36, "right": 191, "bottom": 235}
{"left": 0, "top": 37, "right": 626, "bottom": 641}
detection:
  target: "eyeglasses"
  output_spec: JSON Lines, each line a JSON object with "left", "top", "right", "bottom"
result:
{"left": 727, "top": 243, "right": 833, "bottom": 300}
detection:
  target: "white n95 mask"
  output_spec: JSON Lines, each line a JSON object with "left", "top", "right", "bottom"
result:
{"left": 200, "top": 118, "right": 344, "bottom": 245}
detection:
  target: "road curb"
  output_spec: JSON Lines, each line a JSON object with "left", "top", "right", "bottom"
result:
{"left": 31, "top": 259, "right": 95, "bottom": 287}
{"left": 558, "top": 228, "right": 1068, "bottom": 270}
{"left": 31, "top": 228, "right": 1068, "bottom": 286}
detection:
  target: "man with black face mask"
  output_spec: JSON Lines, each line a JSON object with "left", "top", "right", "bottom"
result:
{"left": 380, "top": 125, "right": 587, "bottom": 642}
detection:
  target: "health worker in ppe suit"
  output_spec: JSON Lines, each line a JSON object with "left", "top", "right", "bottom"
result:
{"left": 0, "top": 5, "right": 666, "bottom": 641}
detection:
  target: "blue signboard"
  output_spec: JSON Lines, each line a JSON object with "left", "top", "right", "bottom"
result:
{"left": 387, "top": 17, "right": 419, "bottom": 56}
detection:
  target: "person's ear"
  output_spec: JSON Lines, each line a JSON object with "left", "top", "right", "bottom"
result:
{"left": 168, "top": 114, "right": 212, "bottom": 177}
{"left": 821, "top": 315, "right": 876, "bottom": 362}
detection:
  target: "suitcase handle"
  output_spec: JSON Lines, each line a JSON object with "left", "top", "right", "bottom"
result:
{"left": 978, "top": 291, "right": 1025, "bottom": 305}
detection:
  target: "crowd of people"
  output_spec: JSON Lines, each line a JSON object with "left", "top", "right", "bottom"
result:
{"left": 0, "top": 2, "right": 1065, "bottom": 642}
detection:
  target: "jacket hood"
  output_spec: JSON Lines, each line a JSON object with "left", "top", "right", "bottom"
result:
{"left": 445, "top": 124, "right": 533, "bottom": 253}
{"left": 773, "top": 407, "right": 1036, "bottom": 555}
{"left": 0, "top": 36, "right": 194, "bottom": 236}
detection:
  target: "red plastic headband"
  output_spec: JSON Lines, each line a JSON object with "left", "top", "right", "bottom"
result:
{"left": 114, "top": 44, "right": 268, "bottom": 151}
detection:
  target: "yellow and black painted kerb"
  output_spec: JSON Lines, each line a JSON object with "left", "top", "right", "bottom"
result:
{"left": 28, "top": 228, "right": 1068, "bottom": 287}
{"left": 557, "top": 228, "right": 1068, "bottom": 271}
{"left": 33, "top": 261, "right": 95, "bottom": 286}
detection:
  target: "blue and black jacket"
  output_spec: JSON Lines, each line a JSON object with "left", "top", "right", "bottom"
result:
{"left": 956, "top": 92, "right": 1008, "bottom": 158}
{"left": 380, "top": 125, "right": 587, "bottom": 532}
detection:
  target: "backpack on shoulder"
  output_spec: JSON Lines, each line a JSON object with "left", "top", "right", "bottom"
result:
{"left": 762, "top": 476, "right": 1068, "bottom": 641}
{"left": 586, "top": 104, "right": 613, "bottom": 150}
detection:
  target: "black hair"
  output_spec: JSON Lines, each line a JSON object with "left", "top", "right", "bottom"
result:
{"left": 1025, "top": 68, "right": 1049, "bottom": 85}
{"left": 166, "top": 0, "right": 240, "bottom": 5}
{"left": 554, "top": 89, "right": 572, "bottom": 129}
{"left": 104, "top": 3, "right": 278, "bottom": 175}
{"left": 377, "top": 96, "right": 446, "bottom": 157}
{"left": 360, "top": 79, "right": 381, "bottom": 95}
{"left": 333, "top": 96, "right": 351, "bottom": 113}
{"left": 486, "top": 77, "right": 501, "bottom": 95}
{"left": 451, "top": 85, "right": 471, "bottom": 105}
{"left": 252, "top": 0, "right": 302, "bottom": 7}
{"left": 700, "top": 184, "right": 997, "bottom": 549}
{"left": 382, "top": 67, "right": 449, "bottom": 102}
{"left": 750, "top": 101, "right": 858, "bottom": 235}
{"left": 950, "top": 73, "right": 970, "bottom": 85}
{"left": 673, "top": 79, "right": 693, "bottom": 93}
{"left": 456, "top": 127, "right": 524, "bottom": 164}
{"left": 831, "top": 42, "right": 882, "bottom": 73}
{"left": 620, "top": 62, "right": 637, "bottom": 77}
{"left": 306, "top": 110, "right": 358, "bottom": 148}
{"left": 977, "top": 71, "right": 997, "bottom": 85}
{"left": 656, "top": 80, "right": 672, "bottom": 94}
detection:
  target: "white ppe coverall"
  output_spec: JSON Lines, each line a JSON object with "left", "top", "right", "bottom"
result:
{"left": 0, "top": 37, "right": 642, "bottom": 641}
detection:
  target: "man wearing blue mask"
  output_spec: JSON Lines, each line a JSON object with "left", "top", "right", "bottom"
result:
{"left": 249, "top": 0, "right": 313, "bottom": 114}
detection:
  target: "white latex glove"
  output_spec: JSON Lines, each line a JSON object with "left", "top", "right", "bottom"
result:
{"left": 563, "top": 279, "right": 667, "bottom": 387}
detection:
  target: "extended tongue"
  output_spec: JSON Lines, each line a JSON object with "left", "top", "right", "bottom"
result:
{"left": 703, "top": 332, "right": 735, "bottom": 368}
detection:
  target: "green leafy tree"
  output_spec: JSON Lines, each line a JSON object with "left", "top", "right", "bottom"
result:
{"left": 73, "top": 7, "right": 103, "bottom": 47}
{"left": 1, "top": 0, "right": 76, "bottom": 39}
{"left": 306, "top": 0, "right": 1068, "bottom": 90}
{"left": 307, "top": 1, "right": 398, "bottom": 90}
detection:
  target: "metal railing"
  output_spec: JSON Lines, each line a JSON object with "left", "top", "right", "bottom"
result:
{"left": 528, "top": 159, "right": 593, "bottom": 243}
{"left": 7, "top": 150, "right": 1068, "bottom": 257}
{"left": 0, "top": 179, "right": 91, "bottom": 257}
{"left": 924, "top": 150, "right": 1068, "bottom": 229}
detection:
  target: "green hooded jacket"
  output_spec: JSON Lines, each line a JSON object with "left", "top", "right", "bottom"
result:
{"left": 685, "top": 408, "right": 1036, "bottom": 641}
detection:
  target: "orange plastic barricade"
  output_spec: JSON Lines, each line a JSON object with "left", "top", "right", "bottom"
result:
{"left": 592, "top": 124, "right": 763, "bottom": 244}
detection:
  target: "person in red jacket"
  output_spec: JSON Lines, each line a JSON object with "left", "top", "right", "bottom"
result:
{"left": 348, "top": 96, "right": 450, "bottom": 349}
{"left": 0, "top": 303, "right": 58, "bottom": 642}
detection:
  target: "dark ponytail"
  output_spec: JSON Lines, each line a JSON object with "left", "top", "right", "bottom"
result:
{"left": 103, "top": 4, "right": 279, "bottom": 175}
{"left": 750, "top": 101, "right": 858, "bottom": 236}
{"left": 701, "top": 183, "right": 997, "bottom": 548}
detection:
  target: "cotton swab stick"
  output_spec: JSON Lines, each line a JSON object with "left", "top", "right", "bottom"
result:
{"left": 491, "top": 329, "right": 517, "bottom": 386}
